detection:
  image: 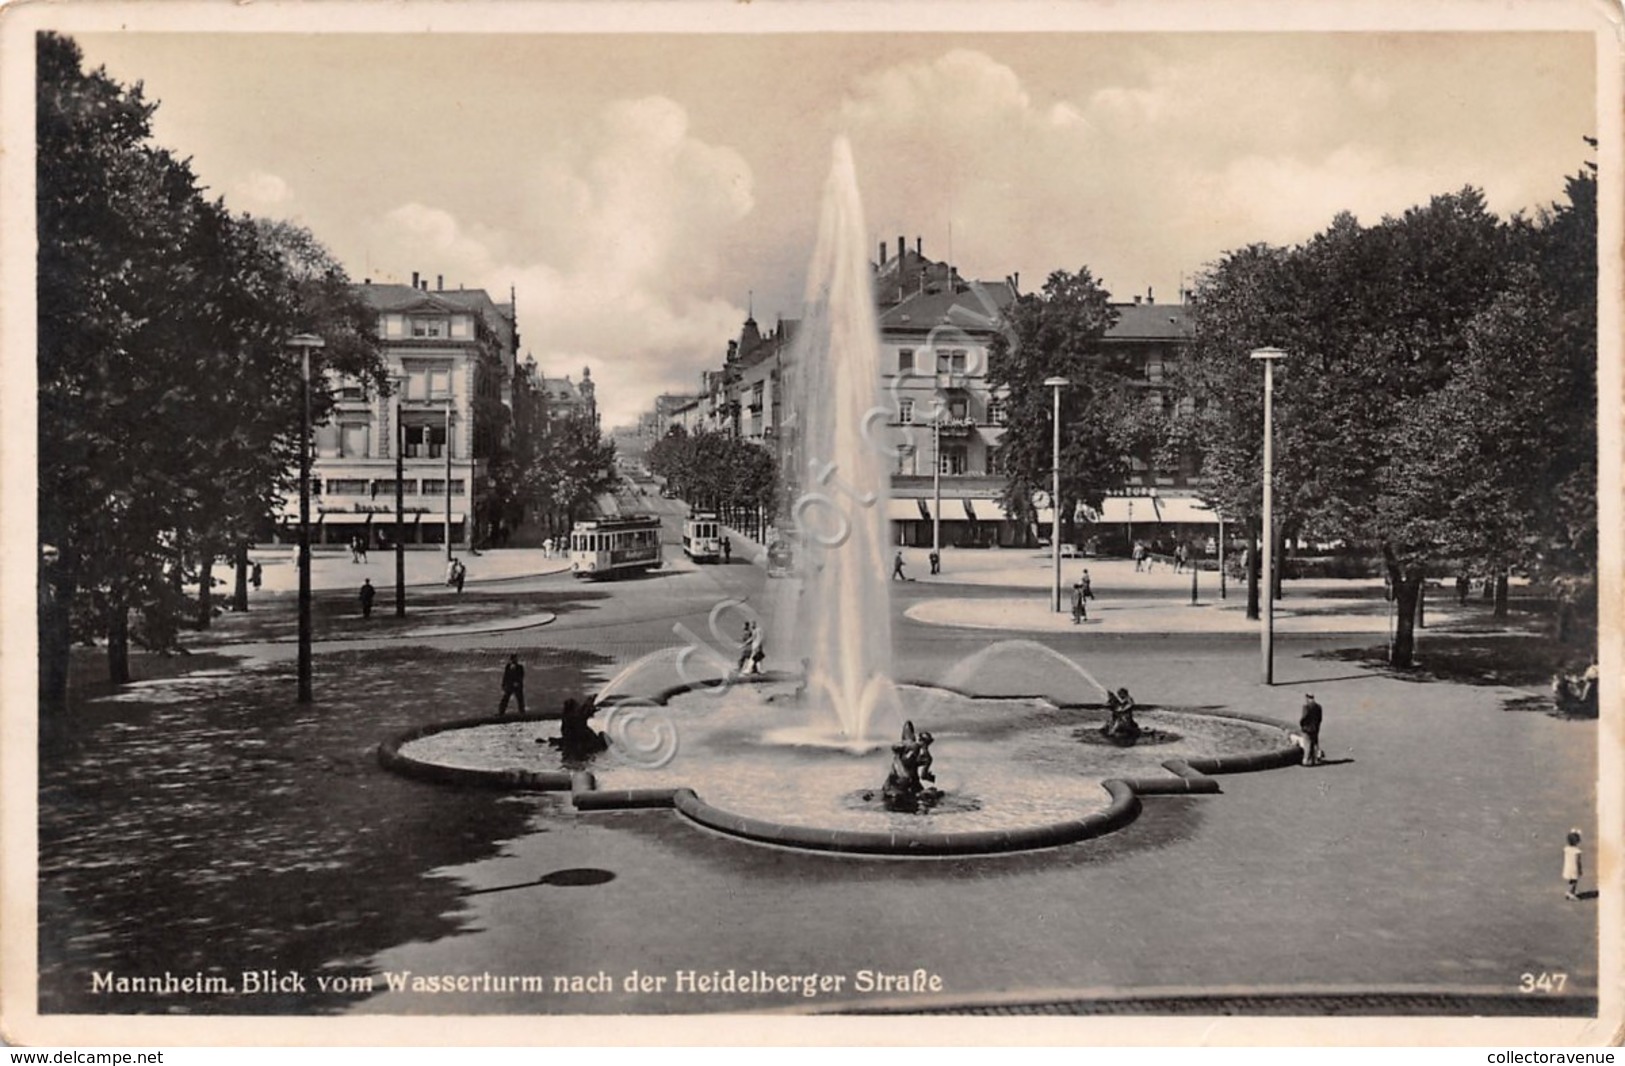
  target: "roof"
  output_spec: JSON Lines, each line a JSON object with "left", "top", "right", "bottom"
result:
{"left": 1102, "top": 302, "right": 1192, "bottom": 342}
{"left": 541, "top": 376, "right": 585, "bottom": 404}
{"left": 353, "top": 282, "right": 517, "bottom": 354}
{"left": 877, "top": 280, "right": 1016, "bottom": 333}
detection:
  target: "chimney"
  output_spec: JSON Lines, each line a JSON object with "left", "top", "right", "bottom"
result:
{"left": 1147, "top": 286, "right": 1155, "bottom": 305}
{"left": 898, "top": 236, "right": 906, "bottom": 263}
{"left": 411, "top": 271, "right": 420, "bottom": 289}
{"left": 437, "top": 274, "right": 444, "bottom": 291}
{"left": 916, "top": 236, "right": 922, "bottom": 258}
{"left": 1012, "top": 272, "right": 1019, "bottom": 292}
{"left": 1133, "top": 295, "right": 1142, "bottom": 305}
{"left": 879, "top": 241, "right": 887, "bottom": 265}
{"left": 363, "top": 277, "right": 372, "bottom": 285}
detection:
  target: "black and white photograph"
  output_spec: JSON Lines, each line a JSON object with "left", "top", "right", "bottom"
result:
{"left": 3, "top": 0, "right": 1619, "bottom": 1049}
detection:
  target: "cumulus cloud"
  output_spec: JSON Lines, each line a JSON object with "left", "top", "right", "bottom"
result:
{"left": 233, "top": 170, "right": 292, "bottom": 209}
{"left": 368, "top": 95, "right": 754, "bottom": 428}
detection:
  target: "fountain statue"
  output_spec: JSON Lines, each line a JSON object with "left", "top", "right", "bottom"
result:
{"left": 879, "top": 721, "right": 941, "bottom": 813}
{"left": 1102, "top": 687, "right": 1142, "bottom": 743}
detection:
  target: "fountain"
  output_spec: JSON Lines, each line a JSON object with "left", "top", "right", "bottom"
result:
{"left": 381, "top": 140, "right": 1303, "bottom": 855}
{"left": 773, "top": 136, "right": 904, "bottom": 747}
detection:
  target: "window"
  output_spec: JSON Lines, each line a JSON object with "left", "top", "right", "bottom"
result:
{"left": 410, "top": 316, "right": 446, "bottom": 339}
{"left": 419, "top": 479, "right": 462, "bottom": 496}
{"left": 988, "top": 400, "right": 1008, "bottom": 426}
{"left": 405, "top": 424, "right": 447, "bottom": 459}
{"left": 373, "top": 480, "right": 417, "bottom": 496}
{"left": 948, "top": 398, "right": 969, "bottom": 421}
{"left": 405, "top": 367, "right": 452, "bottom": 401}
{"left": 898, "top": 399, "right": 915, "bottom": 424}
{"left": 936, "top": 349, "right": 968, "bottom": 373}
{"left": 341, "top": 423, "right": 370, "bottom": 458}
{"left": 898, "top": 348, "right": 915, "bottom": 373}
{"left": 326, "top": 478, "right": 369, "bottom": 495}
{"left": 896, "top": 443, "right": 917, "bottom": 476}
{"left": 335, "top": 376, "right": 366, "bottom": 401}
{"left": 939, "top": 446, "right": 967, "bottom": 476}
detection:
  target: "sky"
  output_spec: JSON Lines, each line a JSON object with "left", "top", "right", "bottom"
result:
{"left": 68, "top": 26, "right": 1596, "bottom": 430}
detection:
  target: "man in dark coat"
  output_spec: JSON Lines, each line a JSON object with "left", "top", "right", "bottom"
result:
{"left": 1299, "top": 693, "right": 1324, "bottom": 766}
{"left": 359, "top": 578, "right": 376, "bottom": 618}
{"left": 499, "top": 654, "right": 525, "bottom": 716}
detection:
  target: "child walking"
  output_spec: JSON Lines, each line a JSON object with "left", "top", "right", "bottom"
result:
{"left": 1563, "top": 829, "right": 1583, "bottom": 901}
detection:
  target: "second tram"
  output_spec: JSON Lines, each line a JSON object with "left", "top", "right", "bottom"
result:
{"left": 682, "top": 512, "right": 722, "bottom": 562}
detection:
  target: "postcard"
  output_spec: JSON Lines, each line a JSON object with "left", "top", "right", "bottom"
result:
{"left": 3, "top": 0, "right": 1619, "bottom": 1048}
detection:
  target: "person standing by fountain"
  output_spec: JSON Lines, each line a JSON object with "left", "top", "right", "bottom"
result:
{"left": 498, "top": 654, "right": 526, "bottom": 717}
{"left": 1299, "top": 693, "right": 1324, "bottom": 766}
{"left": 748, "top": 621, "right": 766, "bottom": 675}
{"left": 1071, "top": 577, "right": 1087, "bottom": 624}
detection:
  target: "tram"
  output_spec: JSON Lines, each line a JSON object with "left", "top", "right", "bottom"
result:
{"left": 682, "top": 512, "right": 723, "bottom": 562}
{"left": 569, "top": 515, "right": 663, "bottom": 579}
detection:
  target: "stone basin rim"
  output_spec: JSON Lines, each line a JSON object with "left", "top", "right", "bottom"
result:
{"left": 377, "top": 676, "right": 1304, "bottom": 856}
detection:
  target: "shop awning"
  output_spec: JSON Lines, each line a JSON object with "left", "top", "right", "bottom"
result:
{"left": 885, "top": 499, "right": 925, "bottom": 521}
{"left": 1091, "top": 496, "right": 1217, "bottom": 524}
{"left": 313, "top": 510, "right": 463, "bottom": 524}
{"left": 961, "top": 499, "right": 978, "bottom": 522}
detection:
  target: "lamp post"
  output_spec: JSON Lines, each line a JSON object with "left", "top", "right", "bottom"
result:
{"left": 444, "top": 401, "right": 454, "bottom": 560}
{"left": 290, "top": 333, "right": 326, "bottom": 705}
{"left": 394, "top": 378, "right": 407, "bottom": 618}
{"left": 932, "top": 414, "right": 942, "bottom": 561}
{"left": 1250, "top": 347, "right": 1287, "bottom": 684}
{"left": 1044, "top": 376, "right": 1069, "bottom": 612}
{"left": 1218, "top": 515, "right": 1227, "bottom": 600}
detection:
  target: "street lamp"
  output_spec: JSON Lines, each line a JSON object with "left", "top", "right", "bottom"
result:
{"left": 290, "top": 332, "right": 326, "bottom": 705}
{"left": 932, "top": 414, "right": 942, "bottom": 562}
{"left": 444, "top": 400, "right": 454, "bottom": 560}
{"left": 1044, "top": 376, "right": 1069, "bottom": 612}
{"left": 394, "top": 377, "right": 407, "bottom": 618}
{"left": 1250, "top": 347, "right": 1287, "bottom": 684}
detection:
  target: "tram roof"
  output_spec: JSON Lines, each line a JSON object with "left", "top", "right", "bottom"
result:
{"left": 573, "top": 514, "right": 660, "bottom": 530}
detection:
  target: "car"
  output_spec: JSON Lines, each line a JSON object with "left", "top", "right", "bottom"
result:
{"left": 766, "top": 540, "right": 795, "bottom": 578}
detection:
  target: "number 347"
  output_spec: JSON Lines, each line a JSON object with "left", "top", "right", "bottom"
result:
{"left": 1520, "top": 972, "right": 1568, "bottom": 993}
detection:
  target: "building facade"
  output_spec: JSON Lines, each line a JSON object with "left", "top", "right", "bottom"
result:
{"left": 276, "top": 274, "right": 519, "bottom": 550}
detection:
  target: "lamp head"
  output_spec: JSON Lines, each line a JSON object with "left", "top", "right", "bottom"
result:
{"left": 1248, "top": 347, "right": 1287, "bottom": 361}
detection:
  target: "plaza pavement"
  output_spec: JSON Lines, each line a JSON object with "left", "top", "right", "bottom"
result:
{"left": 324, "top": 532, "right": 1605, "bottom": 1019}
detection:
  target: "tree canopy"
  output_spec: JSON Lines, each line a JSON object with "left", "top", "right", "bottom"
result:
{"left": 37, "top": 32, "right": 385, "bottom": 705}
{"left": 1173, "top": 177, "right": 1597, "bottom": 664}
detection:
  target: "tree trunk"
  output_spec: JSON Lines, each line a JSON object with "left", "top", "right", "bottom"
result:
{"left": 1493, "top": 569, "right": 1509, "bottom": 619}
{"left": 1383, "top": 547, "right": 1423, "bottom": 668}
{"left": 106, "top": 592, "right": 131, "bottom": 685}
{"left": 196, "top": 548, "right": 214, "bottom": 630}
{"left": 233, "top": 541, "right": 249, "bottom": 613}
{"left": 1271, "top": 522, "right": 1286, "bottom": 601}
{"left": 1245, "top": 516, "right": 1260, "bottom": 622}
{"left": 1416, "top": 575, "right": 1426, "bottom": 629}
{"left": 39, "top": 563, "right": 74, "bottom": 712}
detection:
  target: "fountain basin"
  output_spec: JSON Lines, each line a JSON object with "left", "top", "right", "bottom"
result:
{"left": 383, "top": 681, "right": 1301, "bottom": 856}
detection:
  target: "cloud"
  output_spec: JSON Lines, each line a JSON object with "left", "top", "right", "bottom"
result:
{"left": 367, "top": 95, "right": 754, "bottom": 428}
{"left": 233, "top": 170, "right": 291, "bottom": 208}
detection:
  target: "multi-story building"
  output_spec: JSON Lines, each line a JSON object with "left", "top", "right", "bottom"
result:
{"left": 536, "top": 366, "right": 598, "bottom": 426}
{"left": 276, "top": 272, "right": 519, "bottom": 550}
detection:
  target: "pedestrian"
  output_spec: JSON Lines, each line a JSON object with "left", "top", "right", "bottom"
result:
{"left": 1133, "top": 542, "right": 1145, "bottom": 572}
{"left": 1080, "top": 568, "right": 1094, "bottom": 606}
{"left": 1070, "top": 578, "right": 1086, "bottom": 624}
{"left": 251, "top": 561, "right": 262, "bottom": 590}
{"left": 498, "top": 654, "right": 526, "bottom": 716}
{"left": 749, "top": 622, "right": 766, "bottom": 675}
{"left": 1174, "top": 544, "right": 1186, "bottom": 574}
{"left": 736, "top": 622, "right": 755, "bottom": 676}
{"left": 892, "top": 552, "right": 906, "bottom": 581}
{"left": 722, "top": 536, "right": 732, "bottom": 564}
{"left": 543, "top": 536, "right": 554, "bottom": 559}
{"left": 349, "top": 535, "right": 361, "bottom": 564}
{"left": 1563, "top": 829, "right": 1584, "bottom": 901}
{"left": 1299, "top": 693, "right": 1324, "bottom": 766}
{"left": 453, "top": 558, "right": 466, "bottom": 594}
{"left": 359, "top": 578, "right": 375, "bottom": 618}
{"left": 357, "top": 535, "right": 369, "bottom": 564}
{"left": 446, "top": 557, "right": 459, "bottom": 587}
{"left": 1456, "top": 573, "right": 1470, "bottom": 605}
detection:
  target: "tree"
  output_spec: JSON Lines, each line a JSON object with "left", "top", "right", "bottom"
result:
{"left": 1177, "top": 181, "right": 1592, "bottom": 667}
{"left": 520, "top": 414, "right": 619, "bottom": 535}
{"left": 36, "top": 33, "right": 385, "bottom": 708}
{"left": 987, "top": 267, "right": 1129, "bottom": 544}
